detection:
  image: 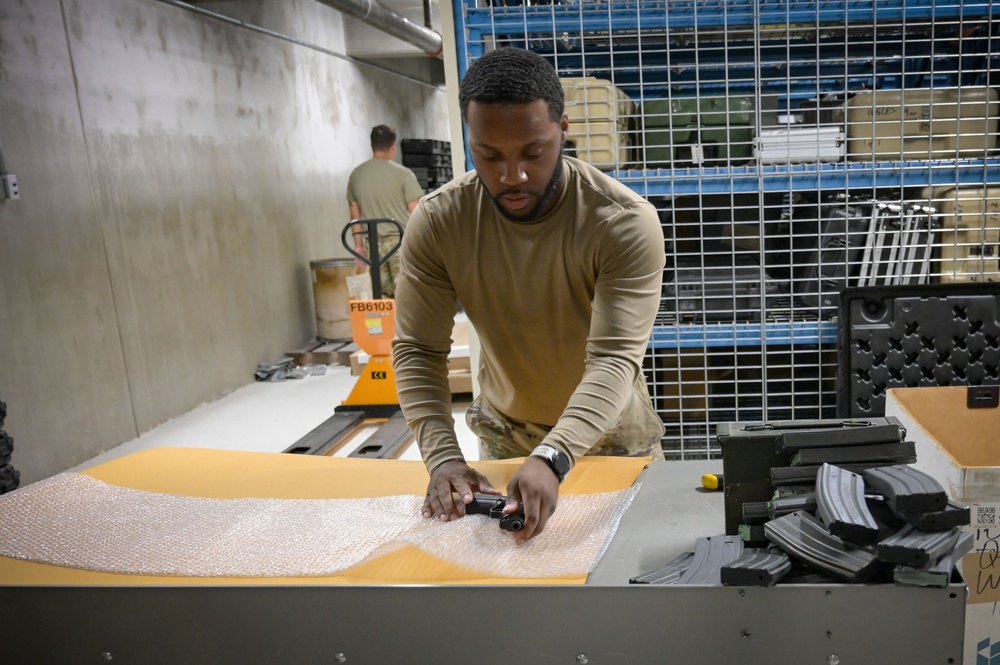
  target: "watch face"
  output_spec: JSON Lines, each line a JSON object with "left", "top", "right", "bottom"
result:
{"left": 536, "top": 445, "right": 570, "bottom": 480}
{"left": 551, "top": 450, "right": 570, "bottom": 476}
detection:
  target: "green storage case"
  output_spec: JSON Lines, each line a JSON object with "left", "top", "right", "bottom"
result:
{"left": 641, "top": 96, "right": 754, "bottom": 168}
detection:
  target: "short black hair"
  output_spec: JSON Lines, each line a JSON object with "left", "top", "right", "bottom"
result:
{"left": 371, "top": 125, "right": 397, "bottom": 151}
{"left": 459, "top": 48, "right": 564, "bottom": 123}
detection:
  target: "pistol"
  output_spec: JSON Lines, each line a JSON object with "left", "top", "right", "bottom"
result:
{"left": 465, "top": 493, "right": 525, "bottom": 532}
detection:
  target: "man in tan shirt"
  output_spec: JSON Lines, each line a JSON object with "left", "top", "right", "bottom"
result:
{"left": 346, "top": 125, "right": 424, "bottom": 298}
{"left": 393, "top": 48, "right": 665, "bottom": 543}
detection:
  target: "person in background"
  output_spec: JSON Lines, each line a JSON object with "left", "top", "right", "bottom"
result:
{"left": 392, "top": 47, "right": 666, "bottom": 544}
{"left": 346, "top": 125, "right": 424, "bottom": 299}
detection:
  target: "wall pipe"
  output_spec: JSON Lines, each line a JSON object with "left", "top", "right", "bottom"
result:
{"left": 155, "top": 0, "right": 442, "bottom": 89}
{"left": 313, "top": 0, "right": 443, "bottom": 56}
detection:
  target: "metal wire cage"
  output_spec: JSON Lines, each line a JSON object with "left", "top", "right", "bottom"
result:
{"left": 454, "top": 0, "right": 1000, "bottom": 459}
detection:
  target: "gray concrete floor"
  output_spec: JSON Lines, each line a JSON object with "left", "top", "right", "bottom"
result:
{"left": 71, "top": 363, "right": 479, "bottom": 472}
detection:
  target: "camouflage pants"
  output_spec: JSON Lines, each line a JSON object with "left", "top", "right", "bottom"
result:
{"left": 363, "top": 236, "right": 403, "bottom": 299}
{"left": 466, "top": 381, "right": 666, "bottom": 462}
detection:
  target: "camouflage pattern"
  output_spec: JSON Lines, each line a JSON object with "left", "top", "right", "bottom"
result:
{"left": 466, "top": 380, "right": 666, "bottom": 462}
{"left": 364, "top": 236, "right": 403, "bottom": 299}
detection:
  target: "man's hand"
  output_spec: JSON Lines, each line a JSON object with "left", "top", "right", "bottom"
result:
{"left": 353, "top": 241, "right": 368, "bottom": 271}
{"left": 423, "top": 460, "right": 500, "bottom": 522}
{"left": 504, "top": 456, "right": 560, "bottom": 544}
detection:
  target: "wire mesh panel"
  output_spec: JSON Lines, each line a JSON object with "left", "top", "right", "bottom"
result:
{"left": 455, "top": 0, "right": 1000, "bottom": 458}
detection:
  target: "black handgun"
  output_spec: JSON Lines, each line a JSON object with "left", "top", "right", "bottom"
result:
{"left": 465, "top": 493, "right": 525, "bottom": 532}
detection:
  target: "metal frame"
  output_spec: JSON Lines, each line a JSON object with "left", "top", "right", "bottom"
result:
{"left": 0, "top": 582, "right": 966, "bottom": 664}
{"left": 0, "top": 459, "right": 967, "bottom": 664}
{"left": 453, "top": 0, "right": 1000, "bottom": 458}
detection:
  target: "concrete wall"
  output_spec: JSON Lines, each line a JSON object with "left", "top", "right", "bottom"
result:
{"left": 0, "top": 0, "right": 450, "bottom": 483}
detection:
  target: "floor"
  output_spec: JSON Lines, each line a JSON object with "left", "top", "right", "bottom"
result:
{"left": 71, "top": 364, "right": 481, "bottom": 472}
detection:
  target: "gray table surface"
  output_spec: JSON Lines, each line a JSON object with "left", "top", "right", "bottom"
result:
{"left": 588, "top": 458, "right": 724, "bottom": 584}
{"left": 3, "top": 458, "right": 969, "bottom": 665}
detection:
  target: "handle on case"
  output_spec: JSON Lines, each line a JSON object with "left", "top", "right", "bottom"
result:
{"left": 968, "top": 385, "right": 1000, "bottom": 409}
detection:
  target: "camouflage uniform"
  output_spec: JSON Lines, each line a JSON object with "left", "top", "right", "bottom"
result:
{"left": 467, "top": 380, "right": 665, "bottom": 462}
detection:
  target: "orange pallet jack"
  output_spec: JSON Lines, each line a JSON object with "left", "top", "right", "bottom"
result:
{"left": 284, "top": 219, "right": 414, "bottom": 459}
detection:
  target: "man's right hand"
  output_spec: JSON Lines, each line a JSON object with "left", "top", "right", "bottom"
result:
{"left": 423, "top": 460, "right": 501, "bottom": 522}
{"left": 504, "top": 456, "right": 560, "bottom": 544}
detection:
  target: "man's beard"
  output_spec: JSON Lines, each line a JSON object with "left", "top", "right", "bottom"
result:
{"left": 488, "top": 154, "right": 564, "bottom": 223}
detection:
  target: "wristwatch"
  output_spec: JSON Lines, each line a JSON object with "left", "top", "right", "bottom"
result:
{"left": 530, "top": 444, "right": 571, "bottom": 483}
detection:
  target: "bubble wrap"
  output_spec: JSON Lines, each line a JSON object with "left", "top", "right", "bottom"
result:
{"left": 0, "top": 473, "right": 639, "bottom": 579}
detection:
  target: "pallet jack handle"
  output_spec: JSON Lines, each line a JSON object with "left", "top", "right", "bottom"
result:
{"left": 341, "top": 218, "right": 405, "bottom": 300}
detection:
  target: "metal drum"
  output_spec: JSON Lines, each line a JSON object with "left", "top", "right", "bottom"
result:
{"left": 310, "top": 258, "right": 356, "bottom": 341}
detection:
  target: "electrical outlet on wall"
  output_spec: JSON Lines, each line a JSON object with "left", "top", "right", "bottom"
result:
{"left": 2, "top": 174, "right": 19, "bottom": 200}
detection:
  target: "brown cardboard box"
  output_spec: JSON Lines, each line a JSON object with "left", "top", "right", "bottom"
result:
{"left": 448, "top": 370, "right": 473, "bottom": 395}
{"left": 886, "top": 386, "right": 1000, "bottom": 665}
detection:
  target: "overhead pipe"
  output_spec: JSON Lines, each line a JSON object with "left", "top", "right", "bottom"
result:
{"left": 314, "top": 0, "right": 443, "bottom": 57}
{"left": 155, "top": 0, "right": 441, "bottom": 89}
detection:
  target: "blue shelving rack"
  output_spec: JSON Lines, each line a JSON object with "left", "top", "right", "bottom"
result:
{"left": 451, "top": 0, "right": 1000, "bottom": 456}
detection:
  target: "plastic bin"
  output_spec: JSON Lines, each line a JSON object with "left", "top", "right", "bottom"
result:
{"left": 566, "top": 120, "right": 629, "bottom": 170}
{"left": 560, "top": 77, "right": 635, "bottom": 124}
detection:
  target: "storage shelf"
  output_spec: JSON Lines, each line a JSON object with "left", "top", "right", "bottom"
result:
{"left": 467, "top": 0, "right": 994, "bottom": 99}
{"left": 614, "top": 158, "right": 1000, "bottom": 195}
{"left": 494, "top": 47, "right": 980, "bottom": 103}
{"left": 466, "top": 0, "right": 995, "bottom": 35}
{"left": 455, "top": 0, "right": 1000, "bottom": 455}
{"left": 649, "top": 320, "right": 839, "bottom": 348}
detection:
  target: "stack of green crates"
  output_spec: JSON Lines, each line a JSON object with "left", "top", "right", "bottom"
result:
{"left": 641, "top": 96, "right": 754, "bottom": 168}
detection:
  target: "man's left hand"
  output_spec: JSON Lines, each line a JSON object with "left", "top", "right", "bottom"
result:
{"left": 504, "top": 456, "right": 560, "bottom": 544}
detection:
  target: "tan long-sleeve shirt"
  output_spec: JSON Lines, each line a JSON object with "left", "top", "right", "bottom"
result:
{"left": 392, "top": 157, "right": 665, "bottom": 472}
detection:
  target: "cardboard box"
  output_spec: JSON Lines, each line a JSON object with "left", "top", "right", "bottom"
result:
{"left": 448, "top": 369, "right": 473, "bottom": 395}
{"left": 886, "top": 386, "right": 1000, "bottom": 665}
